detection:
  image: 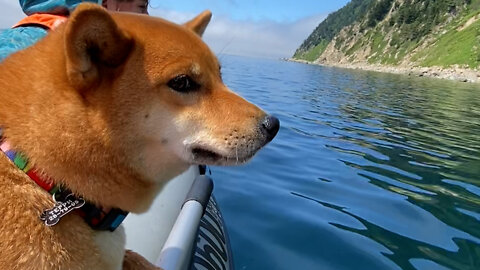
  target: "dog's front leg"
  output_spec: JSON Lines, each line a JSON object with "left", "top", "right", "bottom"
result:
{"left": 123, "top": 250, "right": 163, "bottom": 270}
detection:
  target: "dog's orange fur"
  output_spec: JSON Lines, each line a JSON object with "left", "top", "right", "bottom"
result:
{"left": 0, "top": 3, "right": 274, "bottom": 269}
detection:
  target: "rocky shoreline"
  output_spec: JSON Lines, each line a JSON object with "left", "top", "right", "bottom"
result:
{"left": 286, "top": 58, "right": 480, "bottom": 84}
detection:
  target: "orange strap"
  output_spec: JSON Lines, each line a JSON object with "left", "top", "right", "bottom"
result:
{"left": 13, "top": 13, "right": 68, "bottom": 30}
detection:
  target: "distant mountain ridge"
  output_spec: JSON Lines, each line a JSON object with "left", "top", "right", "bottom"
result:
{"left": 293, "top": 0, "right": 480, "bottom": 70}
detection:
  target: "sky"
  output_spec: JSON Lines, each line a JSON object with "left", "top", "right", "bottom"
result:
{"left": 0, "top": 0, "right": 351, "bottom": 58}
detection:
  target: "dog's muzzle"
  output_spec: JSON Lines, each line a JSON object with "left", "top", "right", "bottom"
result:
{"left": 187, "top": 114, "right": 280, "bottom": 165}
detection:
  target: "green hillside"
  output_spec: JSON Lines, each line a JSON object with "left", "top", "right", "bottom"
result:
{"left": 293, "top": 0, "right": 480, "bottom": 69}
{"left": 293, "top": 0, "right": 374, "bottom": 61}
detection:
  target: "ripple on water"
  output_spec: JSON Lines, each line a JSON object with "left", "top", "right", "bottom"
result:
{"left": 212, "top": 56, "right": 480, "bottom": 270}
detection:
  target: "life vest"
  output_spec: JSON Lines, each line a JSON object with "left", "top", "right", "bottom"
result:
{"left": 13, "top": 13, "right": 68, "bottom": 30}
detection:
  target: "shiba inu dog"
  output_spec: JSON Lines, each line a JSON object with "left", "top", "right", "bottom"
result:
{"left": 0, "top": 3, "right": 279, "bottom": 269}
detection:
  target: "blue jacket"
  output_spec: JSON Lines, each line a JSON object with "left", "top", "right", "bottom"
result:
{"left": 20, "top": 0, "right": 101, "bottom": 15}
{"left": 0, "top": 0, "right": 100, "bottom": 62}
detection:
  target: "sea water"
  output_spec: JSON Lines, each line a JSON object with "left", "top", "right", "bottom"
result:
{"left": 212, "top": 55, "right": 480, "bottom": 270}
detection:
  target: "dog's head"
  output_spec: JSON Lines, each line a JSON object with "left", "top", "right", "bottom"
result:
{"left": 63, "top": 4, "right": 279, "bottom": 182}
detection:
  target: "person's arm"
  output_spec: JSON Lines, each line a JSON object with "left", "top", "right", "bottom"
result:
{"left": 0, "top": 27, "right": 47, "bottom": 62}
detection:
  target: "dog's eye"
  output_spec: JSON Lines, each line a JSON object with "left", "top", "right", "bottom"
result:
{"left": 167, "top": 75, "right": 200, "bottom": 93}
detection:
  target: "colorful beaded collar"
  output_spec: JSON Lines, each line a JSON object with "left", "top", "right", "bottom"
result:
{"left": 0, "top": 131, "right": 128, "bottom": 231}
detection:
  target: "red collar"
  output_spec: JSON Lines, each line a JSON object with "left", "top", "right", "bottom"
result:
{"left": 0, "top": 133, "right": 128, "bottom": 231}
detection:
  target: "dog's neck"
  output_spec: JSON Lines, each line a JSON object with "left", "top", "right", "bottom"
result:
{"left": 0, "top": 135, "right": 130, "bottom": 231}
{"left": 0, "top": 29, "right": 172, "bottom": 213}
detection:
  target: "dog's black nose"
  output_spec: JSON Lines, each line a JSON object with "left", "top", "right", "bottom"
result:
{"left": 260, "top": 115, "right": 280, "bottom": 142}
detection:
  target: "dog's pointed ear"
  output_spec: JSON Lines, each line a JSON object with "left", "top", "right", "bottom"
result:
{"left": 184, "top": 10, "right": 212, "bottom": 37}
{"left": 65, "top": 3, "right": 133, "bottom": 91}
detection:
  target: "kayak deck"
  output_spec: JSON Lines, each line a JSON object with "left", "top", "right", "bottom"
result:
{"left": 123, "top": 166, "right": 233, "bottom": 270}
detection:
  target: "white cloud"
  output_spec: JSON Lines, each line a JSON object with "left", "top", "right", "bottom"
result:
{"left": 150, "top": 9, "right": 325, "bottom": 59}
{"left": 0, "top": 3, "right": 325, "bottom": 59}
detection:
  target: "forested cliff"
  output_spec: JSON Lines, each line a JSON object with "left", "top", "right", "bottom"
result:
{"left": 293, "top": 0, "right": 480, "bottom": 70}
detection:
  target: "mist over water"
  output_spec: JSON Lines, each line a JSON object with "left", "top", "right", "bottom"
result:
{"left": 212, "top": 55, "right": 480, "bottom": 270}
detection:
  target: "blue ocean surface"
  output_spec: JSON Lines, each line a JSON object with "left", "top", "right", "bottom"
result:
{"left": 212, "top": 55, "right": 480, "bottom": 270}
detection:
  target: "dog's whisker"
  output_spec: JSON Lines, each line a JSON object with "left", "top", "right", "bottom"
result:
{"left": 235, "top": 145, "right": 239, "bottom": 165}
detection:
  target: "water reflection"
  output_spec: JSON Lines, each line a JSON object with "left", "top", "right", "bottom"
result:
{"left": 213, "top": 56, "right": 480, "bottom": 270}
{"left": 304, "top": 69, "right": 480, "bottom": 268}
{"left": 292, "top": 191, "right": 478, "bottom": 270}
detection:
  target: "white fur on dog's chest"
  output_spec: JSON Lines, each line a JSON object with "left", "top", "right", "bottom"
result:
{"left": 94, "top": 225, "right": 126, "bottom": 270}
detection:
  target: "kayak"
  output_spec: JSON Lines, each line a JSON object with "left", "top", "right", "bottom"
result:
{"left": 123, "top": 166, "right": 234, "bottom": 270}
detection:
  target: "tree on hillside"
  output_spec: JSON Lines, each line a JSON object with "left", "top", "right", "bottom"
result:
{"left": 367, "top": 0, "right": 394, "bottom": 27}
